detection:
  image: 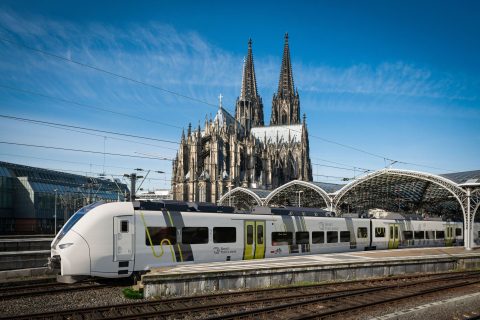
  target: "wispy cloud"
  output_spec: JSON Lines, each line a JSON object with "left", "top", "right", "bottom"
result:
{"left": 1, "top": 8, "right": 477, "bottom": 123}
{"left": 0, "top": 7, "right": 478, "bottom": 185}
{"left": 296, "top": 62, "right": 477, "bottom": 101}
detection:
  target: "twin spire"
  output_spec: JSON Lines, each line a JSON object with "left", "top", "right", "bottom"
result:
{"left": 236, "top": 33, "right": 300, "bottom": 129}
{"left": 239, "top": 34, "right": 295, "bottom": 101}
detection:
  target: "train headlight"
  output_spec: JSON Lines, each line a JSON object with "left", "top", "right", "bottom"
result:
{"left": 59, "top": 243, "right": 74, "bottom": 249}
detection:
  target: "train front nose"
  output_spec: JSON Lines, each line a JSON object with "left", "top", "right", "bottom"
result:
{"left": 54, "top": 230, "right": 91, "bottom": 283}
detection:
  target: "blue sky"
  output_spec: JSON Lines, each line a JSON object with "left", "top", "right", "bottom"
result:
{"left": 0, "top": 0, "right": 479, "bottom": 190}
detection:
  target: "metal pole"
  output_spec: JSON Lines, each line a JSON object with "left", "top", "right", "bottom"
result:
{"left": 54, "top": 189, "right": 57, "bottom": 235}
{"left": 130, "top": 173, "right": 136, "bottom": 202}
{"left": 466, "top": 188, "right": 472, "bottom": 250}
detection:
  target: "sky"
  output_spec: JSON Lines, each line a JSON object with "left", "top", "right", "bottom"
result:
{"left": 0, "top": 0, "right": 479, "bottom": 191}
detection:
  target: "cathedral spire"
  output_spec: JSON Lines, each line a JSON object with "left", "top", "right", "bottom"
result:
{"left": 270, "top": 33, "right": 300, "bottom": 125}
{"left": 235, "top": 38, "right": 264, "bottom": 132}
{"left": 239, "top": 38, "right": 258, "bottom": 101}
{"left": 277, "top": 33, "right": 295, "bottom": 97}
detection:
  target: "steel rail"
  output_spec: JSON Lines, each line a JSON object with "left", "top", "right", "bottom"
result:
{"left": 214, "top": 275, "right": 480, "bottom": 319}
{"left": 0, "top": 282, "right": 110, "bottom": 300}
{"left": 292, "top": 278, "right": 480, "bottom": 319}
{"left": 3, "top": 271, "right": 480, "bottom": 320}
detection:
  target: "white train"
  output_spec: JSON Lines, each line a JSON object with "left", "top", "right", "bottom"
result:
{"left": 49, "top": 201, "right": 479, "bottom": 283}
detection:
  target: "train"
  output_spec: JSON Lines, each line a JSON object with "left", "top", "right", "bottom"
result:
{"left": 48, "top": 200, "right": 480, "bottom": 283}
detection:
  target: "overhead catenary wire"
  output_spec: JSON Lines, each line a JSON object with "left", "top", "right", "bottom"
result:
{"left": 0, "top": 114, "right": 366, "bottom": 173}
{"left": 0, "top": 84, "right": 184, "bottom": 130}
{"left": 0, "top": 141, "right": 173, "bottom": 161}
{"left": 0, "top": 152, "right": 170, "bottom": 172}
{"left": 0, "top": 33, "right": 219, "bottom": 109}
{"left": 0, "top": 114, "right": 180, "bottom": 145}
{"left": 0, "top": 114, "right": 179, "bottom": 151}
{"left": 0, "top": 28, "right": 456, "bottom": 174}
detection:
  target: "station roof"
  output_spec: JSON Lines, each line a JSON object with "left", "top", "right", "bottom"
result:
{"left": 440, "top": 170, "right": 480, "bottom": 184}
{"left": 219, "top": 168, "right": 480, "bottom": 221}
{"left": 244, "top": 188, "right": 272, "bottom": 199}
{"left": 0, "top": 161, "right": 129, "bottom": 199}
{"left": 311, "top": 181, "right": 344, "bottom": 193}
{"left": 332, "top": 169, "right": 466, "bottom": 218}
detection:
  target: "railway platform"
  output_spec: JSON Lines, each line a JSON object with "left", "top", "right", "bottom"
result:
{"left": 142, "top": 247, "right": 480, "bottom": 298}
{"left": 0, "top": 237, "right": 53, "bottom": 252}
{"left": 0, "top": 250, "right": 50, "bottom": 271}
{"left": 0, "top": 236, "right": 53, "bottom": 275}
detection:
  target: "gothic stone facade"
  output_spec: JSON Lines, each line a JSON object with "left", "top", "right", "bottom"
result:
{"left": 172, "top": 34, "right": 313, "bottom": 203}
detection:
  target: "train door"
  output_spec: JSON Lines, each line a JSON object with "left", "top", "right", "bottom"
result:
{"left": 244, "top": 221, "right": 265, "bottom": 260}
{"left": 445, "top": 226, "right": 454, "bottom": 246}
{"left": 113, "top": 216, "right": 134, "bottom": 262}
{"left": 388, "top": 224, "right": 400, "bottom": 249}
{"left": 254, "top": 221, "right": 265, "bottom": 259}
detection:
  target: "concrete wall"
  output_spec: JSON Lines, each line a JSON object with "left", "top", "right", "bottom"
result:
{"left": 143, "top": 256, "right": 480, "bottom": 298}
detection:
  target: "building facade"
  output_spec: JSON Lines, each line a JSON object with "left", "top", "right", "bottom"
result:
{"left": 172, "top": 34, "right": 313, "bottom": 203}
{"left": 0, "top": 161, "right": 129, "bottom": 234}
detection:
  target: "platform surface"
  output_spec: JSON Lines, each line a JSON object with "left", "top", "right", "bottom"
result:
{"left": 147, "top": 247, "right": 480, "bottom": 277}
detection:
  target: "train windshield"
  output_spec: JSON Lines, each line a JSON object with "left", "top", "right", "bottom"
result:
{"left": 52, "top": 201, "right": 105, "bottom": 247}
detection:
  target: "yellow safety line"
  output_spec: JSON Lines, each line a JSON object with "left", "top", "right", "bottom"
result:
{"left": 166, "top": 210, "right": 184, "bottom": 262}
{"left": 140, "top": 211, "right": 176, "bottom": 262}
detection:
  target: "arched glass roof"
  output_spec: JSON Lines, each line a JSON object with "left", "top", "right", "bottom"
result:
{"left": 332, "top": 169, "right": 467, "bottom": 220}
{"left": 218, "top": 187, "right": 265, "bottom": 211}
{"left": 218, "top": 169, "right": 480, "bottom": 222}
{"left": 264, "top": 180, "right": 331, "bottom": 208}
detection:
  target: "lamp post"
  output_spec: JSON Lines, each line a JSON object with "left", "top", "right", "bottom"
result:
{"left": 54, "top": 189, "right": 58, "bottom": 235}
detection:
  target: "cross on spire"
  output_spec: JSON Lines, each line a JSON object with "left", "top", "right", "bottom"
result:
{"left": 218, "top": 93, "right": 223, "bottom": 108}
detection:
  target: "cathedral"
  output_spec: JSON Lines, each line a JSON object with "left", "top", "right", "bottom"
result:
{"left": 172, "top": 34, "right": 313, "bottom": 203}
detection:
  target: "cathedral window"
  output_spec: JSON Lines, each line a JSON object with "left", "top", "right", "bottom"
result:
{"left": 199, "top": 185, "right": 206, "bottom": 202}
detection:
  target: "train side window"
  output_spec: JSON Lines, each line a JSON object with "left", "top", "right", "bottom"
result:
{"left": 182, "top": 227, "right": 209, "bottom": 244}
{"left": 257, "top": 225, "right": 264, "bottom": 245}
{"left": 414, "top": 231, "right": 425, "bottom": 239}
{"left": 456, "top": 228, "right": 462, "bottom": 237}
{"left": 121, "top": 220, "right": 128, "bottom": 233}
{"left": 296, "top": 232, "right": 309, "bottom": 245}
{"left": 146, "top": 227, "right": 176, "bottom": 245}
{"left": 213, "top": 227, "right": 236, "bottom": 243}
{"left": 357, "top": 227, "right": 368, "bottom": 238}
{"left": 436, "top": 231, "right": 445, "bottom": 239}
{"left": 340, "top": 231, "right": 350, "bottom": 242}
{"left": 403, "top": 231, "right": 413, "bottom": 240}
{"left": 375, "top": 227, "right": 385, "bottom": 238}
{"left": 425, "top": 231, "right": 433, "bottom": 239}
{"left": 327, "top": 231, "right": 338, "bottom": 243}
{"left": 312, "top": 231, "right": 325, "bottom": 244}
{"left": 246, "top": 225, "right": 253, "bottom": 245}
{"left": 272, "top": 232, "right": 292, "bottom": 246}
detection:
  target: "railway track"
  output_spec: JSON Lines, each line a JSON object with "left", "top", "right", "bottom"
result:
{"left": 3, "top": 271, "right": 480, "bottom": 320}
{"left": 0, "top": 278, "right": 111, "bottom": 300}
